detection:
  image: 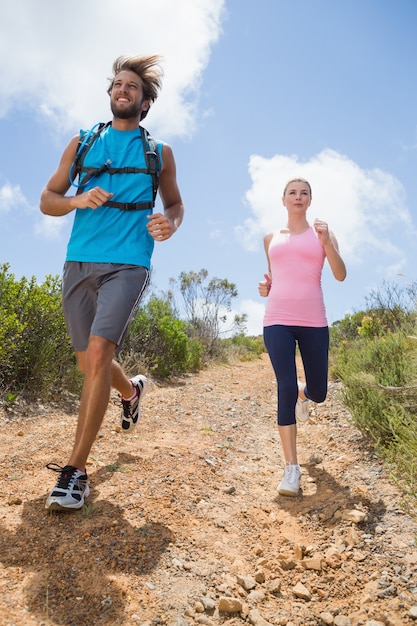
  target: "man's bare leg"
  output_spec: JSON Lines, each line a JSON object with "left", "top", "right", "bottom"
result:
{"left": 111, "top": 359, "right": 136, "bottom": 398}
{"left": 77, "top": 350, "right": 134, "bottom": 399}
{"left": 45, "top": 335, "right": 141, "bottom": 510}
{"left": 69, "top": 335, "right": 118, "bottom": 471}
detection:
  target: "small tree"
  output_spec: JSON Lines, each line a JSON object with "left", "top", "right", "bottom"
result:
{"left": 170, "top": 269, "right": 247, "bottom": 357}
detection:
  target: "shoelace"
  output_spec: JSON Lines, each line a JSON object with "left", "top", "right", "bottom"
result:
{"left": 46, "top": 463, "right": 81, "bottom": 489}
{"left": 121, "top": 386, "right": 140, "bottom": 418}
{"left": 121, "top": 397, "right": 136, "bottom": 418}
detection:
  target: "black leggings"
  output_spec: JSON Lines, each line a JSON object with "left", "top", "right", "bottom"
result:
{"left": 263, "top": 325, "right": 329, "bottom": 426}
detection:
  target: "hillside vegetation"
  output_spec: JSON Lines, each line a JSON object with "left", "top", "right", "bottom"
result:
{"left": 0, "top": 263, "right": 416, "bottom": 504}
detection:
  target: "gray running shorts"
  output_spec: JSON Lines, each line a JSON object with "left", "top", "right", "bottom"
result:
{"left": 62, "top": 262, "right": 150, "bottom": 352}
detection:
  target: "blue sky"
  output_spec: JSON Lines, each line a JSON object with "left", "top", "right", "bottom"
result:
{"left": 0, "top": 0, "right": 416, "bottom": 335}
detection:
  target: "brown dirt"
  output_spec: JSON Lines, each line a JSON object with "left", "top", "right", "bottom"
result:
{"left": 0, "top": 354, "right": 416, "bottom": 626}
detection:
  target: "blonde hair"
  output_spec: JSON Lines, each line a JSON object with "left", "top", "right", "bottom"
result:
{"left": 283, "top": 177, "right": 312, "bottom": 197}
{"left": 107, "top": 54, "right": 164, "bottom": 119}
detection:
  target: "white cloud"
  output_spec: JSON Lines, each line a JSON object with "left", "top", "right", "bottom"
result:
{"left": 217, "top": 299, "right": 265, "bottom": 338}
{"left": 209, "top": 229, "right": 224, "bottom": 241}
{"left": 0, "top": 0, "right": 225, "bottom": 138}
{"left": 35, "top": 215, "right": 69, "bottom": 240}
{"left": 0, "top": 183, "right": 27, "bottom": 213}
{"left": 0, "top": 183, "right": 67, "bottom": 241}
{"left": 0, "top": 182, "right": 67, "bottom": 238}
{"left": 236, "top": 149, "right": 415, "bottom": 272}
{"left": 238, "top": 299, "right": 265, "bottom": 337}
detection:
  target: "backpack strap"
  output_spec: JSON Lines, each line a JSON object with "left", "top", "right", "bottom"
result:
{"left": 105, "top": 200, "right": 155, "bottom": 211}
{"left": 141, "top": 126, "right": 161, "bottom": 206}
{"left": 70, "top": 122, "right": 110, "bottom": 187}
{"left": 70, "top": 122, "right": 161, "bottom": 211}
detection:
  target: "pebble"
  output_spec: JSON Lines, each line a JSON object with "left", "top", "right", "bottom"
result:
{"left": 217, "top": 597, "right": 242, "bottom": 613}
{"left": 340, "top": 509, "right": 368, "bottom": 523}
{"left": 292, "top": 582, "right": 311, "bottom": 601}
{"left": 236, "top": 574, "right": 257, "bottom": 591}
{"left": 199, "top": 596, "right": 216, "bottom": 611}
{"left": 248, "top": 608, "right": 273, "bottom": 626}
{"left": 334, "top": 617, "right": 351, "bottom": 626}
{"left": 303, "top": 556, "right": 322, "bottom": 570}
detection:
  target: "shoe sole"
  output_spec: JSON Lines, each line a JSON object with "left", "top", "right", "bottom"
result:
{"left": 277, "top": 487, "right": 300, "bottom": 497}
{"left": 46, "top": 501, "right": 85, "bottom": 511}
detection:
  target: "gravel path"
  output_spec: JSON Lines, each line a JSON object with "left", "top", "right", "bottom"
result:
{"left": 0, "top": 354, "right": 416, "bottom": 625}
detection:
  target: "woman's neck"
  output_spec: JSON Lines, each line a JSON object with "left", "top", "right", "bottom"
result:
{"left": 281, "top": 217, "right": 310, "bottom": 236}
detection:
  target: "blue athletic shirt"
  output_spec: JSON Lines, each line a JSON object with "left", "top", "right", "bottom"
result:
{"left": 66, "top": 125, "right": 163, "bottom": 268}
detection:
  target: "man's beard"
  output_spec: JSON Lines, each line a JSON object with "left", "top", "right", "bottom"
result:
{"left": 110, "top": 100, "right": 142, "bottom": 120}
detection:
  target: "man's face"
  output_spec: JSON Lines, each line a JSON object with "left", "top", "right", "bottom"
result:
{"left": 110, "top": 70, "right": 150, "bottom": 120}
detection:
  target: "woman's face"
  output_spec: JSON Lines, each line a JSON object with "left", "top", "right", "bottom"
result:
{"left": 282, "top": 181, "right": 312, "bottom": 212}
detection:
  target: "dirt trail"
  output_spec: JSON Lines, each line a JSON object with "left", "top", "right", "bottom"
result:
{"left": 0, "top": 354, "right": 416, "bottom": 626}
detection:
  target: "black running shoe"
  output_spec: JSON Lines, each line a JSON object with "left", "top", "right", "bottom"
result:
{"left": 45, "top": 463, "right": 90, "bottom": 511}
{"left": 120, "top": 375, "right": 148, "bottom": 433}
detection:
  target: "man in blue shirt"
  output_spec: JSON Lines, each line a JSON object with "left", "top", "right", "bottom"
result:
{"left": 40, "top": 54, "right": 184, "bottom": 511}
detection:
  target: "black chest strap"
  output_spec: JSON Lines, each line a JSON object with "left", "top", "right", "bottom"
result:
{"left": 71, "top": 123, "right": 161, "bottom": 211}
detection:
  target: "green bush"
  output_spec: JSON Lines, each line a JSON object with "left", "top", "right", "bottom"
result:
{"left": 330, "top": 311, "right": 368, "bottom": 346}
{"left": 0, "top": 265, "right": 258, "bottom": 396}
{"left": 121, "top": 296, "right": 203, "bottom": 378}
{"left": 216, "top": 333, "right": 265, "bottom": 362}
{"left": 0, "top": 265, "right": 79, "bottom": 399}
{"left": 335, "top": 329, "right": 417, "bottom": 502}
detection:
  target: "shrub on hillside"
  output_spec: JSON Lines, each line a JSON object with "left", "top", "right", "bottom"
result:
{"left": 0, "top": 265, "right": 79, "bottom": 399}
{"left": 216, "top": 333, "right": 265, "bottom": 362}
{"left": 120, "top": 296, "right": 203, "bottom": 378}
{"left": 335, "top": 330, "right": 417, "bottom": 501}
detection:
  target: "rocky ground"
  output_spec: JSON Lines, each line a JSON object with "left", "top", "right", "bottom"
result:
{"left": 0, "top": 353, "right": 416, "bottom": 626}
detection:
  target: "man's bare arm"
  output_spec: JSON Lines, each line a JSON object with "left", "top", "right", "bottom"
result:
{"left": 40, "top": 135, "right": 113, "bottom": 216}
{"left": 147, "top": 143, "right": 184, "bottom": 241}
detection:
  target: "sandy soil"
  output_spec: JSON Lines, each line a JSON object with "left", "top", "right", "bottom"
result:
{"left": 0, "top": 354, "right": 416, "bottom": 626}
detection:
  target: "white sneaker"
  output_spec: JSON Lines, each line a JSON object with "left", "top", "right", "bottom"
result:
{"left": 120, "top": 375, "right": 148, "bottom": 432}
{"left": 45, "top": 464, "right": 90, "bottom": 510}
{"left": 277, "top": 464, "right": 301, "bottom": 497}
{"left": 296, "top": 397, "right": 310, "bottom": 422}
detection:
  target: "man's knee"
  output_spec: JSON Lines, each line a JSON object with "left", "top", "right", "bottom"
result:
{"left": 85, "top": 336, "right": 116, "bottom": 366}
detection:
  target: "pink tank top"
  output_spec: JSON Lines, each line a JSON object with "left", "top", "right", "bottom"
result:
{"left": 264, "top": 227, "right": 327, "bottom": 327}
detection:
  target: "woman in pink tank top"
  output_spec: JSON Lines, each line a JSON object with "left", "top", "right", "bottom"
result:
{"left": 258, "top": 178, "right": 346, "bottom": 497}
